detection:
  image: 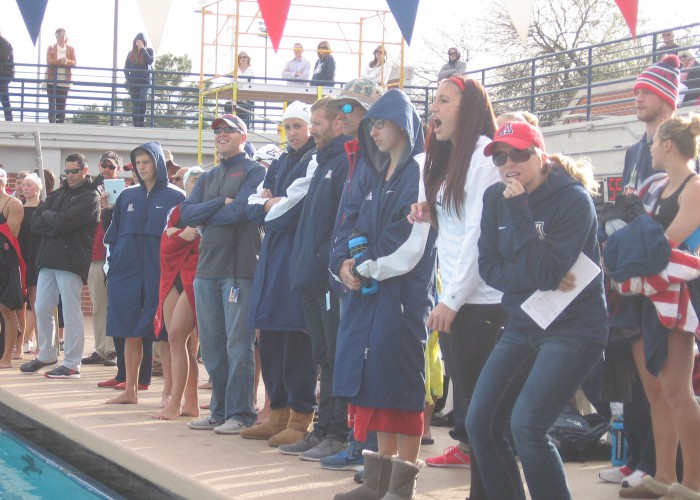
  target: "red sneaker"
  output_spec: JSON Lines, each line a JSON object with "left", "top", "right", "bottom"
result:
{"left": 426, "top": 446, "right": 471, "bottom": 468}
{"left": 113, "top": 382, "right": 149, "bottom": 391}
{"left": 97, "top": 378, "right": 121, "bottom": 388}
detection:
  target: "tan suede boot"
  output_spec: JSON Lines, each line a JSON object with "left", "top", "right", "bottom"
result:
{"left": 240, "top": 407, "right": 290, "bottom": 440}
{"left": 267, "top": 409, "right": 314, "bottom": 447}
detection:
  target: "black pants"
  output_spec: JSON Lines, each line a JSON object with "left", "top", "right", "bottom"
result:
{"left": 302, "top": 290, "right": 347, "bottom": 441}
{"left": 47, "top": 84, "right": 69, "bottom": 123}
{"left": 0, "top": 79, "right": 12, "bottom": 121}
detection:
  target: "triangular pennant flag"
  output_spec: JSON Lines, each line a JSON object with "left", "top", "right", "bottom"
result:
{"left": 615, "top": 0, "right": 638, "bottom": 39}
{"left": 386, "top": 0, "right": 420, "bottom": 46}
{"left": 503, "top": 0, "right": 534, "bottom": 45}
{"left": 135, "top": 0, "right": 173, "bottom": 53}
{"left": 258, "top": 0, "right": 291, "bottom": 53}
{"left": 15, "top": 0, "right": 49, "bottom": 46}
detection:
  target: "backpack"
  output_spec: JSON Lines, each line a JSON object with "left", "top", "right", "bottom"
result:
{"left": 548, "top": 404, "right": 610, "bottom": 462}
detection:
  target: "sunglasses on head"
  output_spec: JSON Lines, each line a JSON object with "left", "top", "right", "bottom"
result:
{"left": 100, "top": 163, "right": 117, "bottom": 170}
{"left": 492, "top": 148, "right": 535, "bottom": 167}
{"left": 369, "top": 118, "right": 385, "bottom": 130}
{"left": 64, "top": 168, "right": 81, "bottom": 175}
{"left": 214, "top": 126, "right": 241, "bottom": 135}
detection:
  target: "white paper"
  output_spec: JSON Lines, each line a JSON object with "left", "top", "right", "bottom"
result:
{"left": 520, "top": 252, "right": 601, "bottom": 330}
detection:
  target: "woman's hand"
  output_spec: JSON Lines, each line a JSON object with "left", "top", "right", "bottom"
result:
{"left": 558, "top": 271, "right": 577, "bottom": 292}
{"left": 502, "top": 178, "right": 525, "bottom": 199}
{"left": 165, "top": 227, "right": 180, "bottom": 237}
{"left": 339, "top": 258, "right": 361, "bottom": 291}
{"left": 99, "top": 191, "right": 112, "bottom": 210}
{"left": 426, "top": 303, "right": 458, "bottom": 333}
{"left": 177, "top": 226, "right": 200, "bottom": 241}
{"left": 407, "top": 201, "right": 431, "bottom": 225}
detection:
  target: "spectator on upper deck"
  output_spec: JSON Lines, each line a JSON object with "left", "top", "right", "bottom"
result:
{"left": 311, "top": 41, "right": 336, "bottom": 87}
{"left": 282, "top": 43, "right": 311, "bottom": 86}
{"left": 660, "top": 31, "right": 682, "bottom": 57}
{"left": 437, "top": 48, "right": 467, "bottom": 81}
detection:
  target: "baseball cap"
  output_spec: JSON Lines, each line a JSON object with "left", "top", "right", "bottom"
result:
{"left": 123, "top": 162, "right": 133, "bottom": 171}
{"left": 100, "top": 151, "right": 120, "bottom": 168}
{"left": 253, "top": 144, "right": 283, "bottom": 163}
{"left": 211, "top": 114, "right": 248, "bottom": 135}
{"left": 331, "top": 79, "right": 384, "bottom": 111}
{"left": 484, "top": 121, "right": 546, "bottom": 156}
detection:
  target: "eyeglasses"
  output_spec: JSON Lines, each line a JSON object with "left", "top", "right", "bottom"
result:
{"left": 64, "top": 168, "right": 81, "bottom": 174}
{"left": 448, "top": 51, "right": 458, "bottom": 56}
{"left": 492, "top": 148, "right": 535, "bottom": 167}
{"left": 340, "top": 103, "right": 358, "bottom": 114}
{"left": 214, "top": 126, "right": 242, "bottom": 135}
{"left": 369, "top": 118, "right": 385, "bottom": 130}
{"left": 56, "top": 34, "right": 66, "bottom": 39}
{"left": 100, "top": 163, "right": 117, "bottom": 170}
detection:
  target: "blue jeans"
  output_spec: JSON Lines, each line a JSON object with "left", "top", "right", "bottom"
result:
{"left": 466, "top": 329, "right": 604, "bottom": 500}
{"left": 194, "top": 277, "right": 256, "bottom": 425}
{"left": 128, "top": 84, "right": 149, "bottom": 127}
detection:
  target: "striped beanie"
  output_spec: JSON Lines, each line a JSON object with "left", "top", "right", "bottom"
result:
{"left": 634, "top": 54, "right": 681, "bottom": 110}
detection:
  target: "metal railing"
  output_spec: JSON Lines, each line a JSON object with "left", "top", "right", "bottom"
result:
{"left": 1, "top": 23, "right": 698, "bottom": 133}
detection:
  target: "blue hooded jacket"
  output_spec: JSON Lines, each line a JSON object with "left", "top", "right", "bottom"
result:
{"left": 105, "top": 141, "right": 185, "bottom": 340}
{"left": 247, "top": 137, "right": 317, "bottom": 331}
{"left": 479, "top": 166, "right": 608, "bottom": 344}
{"left": 332, "top": 90, "right": 436, "bottom": 411}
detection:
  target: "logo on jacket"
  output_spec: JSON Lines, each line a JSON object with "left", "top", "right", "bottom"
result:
{"left": 324, "top": 170, "right": 332, "bottom": 179}
{"left": 535, "top": 221, "right": 547, "bottom": 239}
{"left": 127, "top": 203, "right": 135, "bottom": 212}
{"left": 365, "top": 191, "right": 373, "bottom": 201}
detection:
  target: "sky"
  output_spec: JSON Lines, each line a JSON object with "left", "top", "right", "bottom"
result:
{"left": 2, "top": 0, "right": 698, "bottom": 86}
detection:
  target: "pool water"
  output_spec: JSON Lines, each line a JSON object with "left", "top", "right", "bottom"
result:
{"left": 0, "top": 428, "right": 121, "bottom": 499}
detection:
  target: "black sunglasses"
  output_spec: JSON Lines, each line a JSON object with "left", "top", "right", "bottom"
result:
{"left": 100, "top": 163, "right": 117, "bottom": 170}
{"left": 64, "top": 168, "right": 81, "bottom": 174}
{"left": 492, "top": 148, "right": 534, "bottom": 167}
{"left": 214, "top": 126, "right": 242, "bottom": 135}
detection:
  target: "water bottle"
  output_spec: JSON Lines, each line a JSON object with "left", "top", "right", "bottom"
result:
{"left": 611, "top": 415, "right": 627, "bottom": 466}
{"left": 348, "top": 232, "right": 379, "bottom": 295}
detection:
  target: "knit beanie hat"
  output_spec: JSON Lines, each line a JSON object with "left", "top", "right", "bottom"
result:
{"left": 282, "top": 101, "right": 311, "bottom": 125}
{"left": 633, "top": 54, "right": 681, "bottom": 110}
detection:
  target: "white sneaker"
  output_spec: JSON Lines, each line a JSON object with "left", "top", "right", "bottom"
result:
{"left": 621, "top": 470, "right": 647, "bottom": 488}
{"left": 599, "top": 465, "right": 634, "bottom": 483}
{"left": 213, "top": 418, "right": 250, "bottom": 435}
{"left": 23, "top": 341, "right": 34, "bottom": 354}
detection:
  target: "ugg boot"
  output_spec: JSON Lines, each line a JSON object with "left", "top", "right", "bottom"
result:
{"left": 382, "top": 457, "right": 422, "bottom": 500}
{"left": 240, "top": 407, "right": 290, "bottom": 440}
{"left": 268, "top": 409, "right": 314, "bottom": 447}
{"left": 334, "top": 451, "right": 393, "bottom": 500}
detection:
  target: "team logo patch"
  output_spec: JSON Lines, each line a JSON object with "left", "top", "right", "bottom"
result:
{"left": 127, "top": 203, "right": 135, "bottom": 212}
{"left": 324, "top": 170, "right": 332, "bottom": 179}
{"left": 365, "top": 191, "right": 373, "bottom": 201}
{"left": 498, "top": 122, "right": 514, "bottom": 137}
{"left": 535, "top": 221, "right": 547, "bottom": 239}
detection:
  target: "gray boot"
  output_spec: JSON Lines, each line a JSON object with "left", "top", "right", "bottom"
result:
{"left": 334, "top": 450, "right": 393, "bottom": 500}
{"left": 381, "top": 458, "right": 422, "bottom": 500}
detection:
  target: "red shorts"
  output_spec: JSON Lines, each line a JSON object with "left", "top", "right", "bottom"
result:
{"left": 348, "top": 404, "right": 424, "bottom": 442}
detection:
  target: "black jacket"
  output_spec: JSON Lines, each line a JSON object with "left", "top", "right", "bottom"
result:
{"left": 0, "top": 35, "right": 14, "bottom": 81}
{"left": 31, "top": 176, "right": 100, "bottom": 283}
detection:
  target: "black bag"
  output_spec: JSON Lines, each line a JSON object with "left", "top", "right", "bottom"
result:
{"left": 548, "top": 404, "right": 610, "bottom": 462}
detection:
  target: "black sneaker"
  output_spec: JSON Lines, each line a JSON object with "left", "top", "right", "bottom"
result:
{"left": 20, "top": 358, "right": 57, "bottom": 374}
{"left": 103, "top": 352, "right": 117, "bottom": 367}
{"left": 81, "top": 352, "right": 106, "bottom": 365}
{"left": 44, "top": 365, "right": 80, "bottom": 379}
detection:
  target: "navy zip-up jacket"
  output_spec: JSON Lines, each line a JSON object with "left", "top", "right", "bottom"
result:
{"left": 332, "top": 90, "right": 436, "bottom": 411}
{"left": 290, "top": 133, "right": 350, "bottom": 293}
{"left": 247, "top": 138, "right": 317, "bottom": 331}
{"left": 105, "top": 141, "right": 185, "bottom": 340}
{"left": 479, "top": 166, "right": 608, "bottom": 344}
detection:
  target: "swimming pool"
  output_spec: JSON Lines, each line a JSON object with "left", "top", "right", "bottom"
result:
{"left": 0, "top": 427, "right": 123, "bottom": 499}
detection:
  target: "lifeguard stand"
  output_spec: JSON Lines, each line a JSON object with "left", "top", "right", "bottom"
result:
{"left": 196, "top": 0, "right": 408, "bottom": 163}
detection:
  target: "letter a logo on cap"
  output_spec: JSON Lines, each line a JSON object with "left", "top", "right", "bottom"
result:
{"left": 499, "top": 123, "right": 514, "bottom": 137}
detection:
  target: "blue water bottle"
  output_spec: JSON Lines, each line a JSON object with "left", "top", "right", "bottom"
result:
{"left": 348, "top": 231, "right": 379, "bottom": 295}
{"left": 611, "top": 415, "right": 627, "bottom": 467}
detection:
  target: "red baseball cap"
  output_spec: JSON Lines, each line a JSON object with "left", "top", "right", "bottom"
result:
{"left": 484, "top": 121, "right": 545, "bottom": 156}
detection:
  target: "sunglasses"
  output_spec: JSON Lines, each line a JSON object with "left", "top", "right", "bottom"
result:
{"left": 64, "top": 168, "right": 82, "bottom": 174}
{"left": 369, "top": 118, "right": 385, "bottom": 130}
{"left": 339, "top": 103, "right": 358, "bottom": 114}
{"left": 56, "top": 34, "right": 66, "bottom": 38}
{"left": 492, "top": 148, "right": 535, "bottom": 167}
{"left": 100, "top": 163, "right": 117, "bottom": 170}
{"left": 214, "top": 126, "right": 242, "bottom": 135}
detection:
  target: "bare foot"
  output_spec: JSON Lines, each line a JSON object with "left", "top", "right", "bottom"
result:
{"left": 151, "top": 405, "right": 181, "bottom": 420}
{"left": 105, "top": 392, "right": 138, "bottom": 405}
{"left": 180, "top": 401, "right": 200, "bottom": 417}
{"left": 0, "top": 362, "right": 13, "bottom": 369}
{"left": 12, "top": 352, "right": 23, "bottom": 360}
{"left": 161, "top": 393, "right": 171, "bottom": 408}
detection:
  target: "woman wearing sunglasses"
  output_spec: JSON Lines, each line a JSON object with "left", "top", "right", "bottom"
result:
{"left": 333, "top": 89, "right": 435, "bottom": 499}
{"left": 407, "top": 76, "right": 505, "bottom": 499}
{"left": 361, "top": 45, "right": 387, "bottom": 84}
{"left": 466, "top": 121, "right": 607, "bottom": 500}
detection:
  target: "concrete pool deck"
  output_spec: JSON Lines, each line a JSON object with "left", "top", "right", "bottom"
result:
{"left": 0, "top": 321, "right": 622, "bottom": 499}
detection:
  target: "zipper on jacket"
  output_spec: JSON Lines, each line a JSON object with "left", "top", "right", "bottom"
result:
{"left": 363, "top": 347, "right": 369, "bottom": 360}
